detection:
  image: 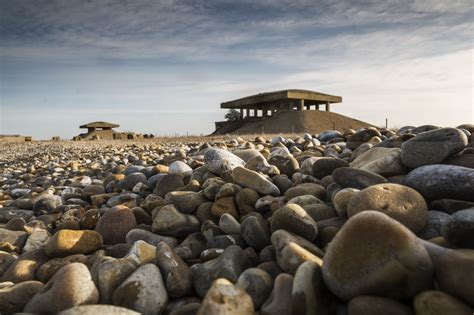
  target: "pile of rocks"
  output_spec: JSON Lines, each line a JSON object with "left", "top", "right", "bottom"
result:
{"left": 0, "top": 124, "right": 473, "bottom": 314}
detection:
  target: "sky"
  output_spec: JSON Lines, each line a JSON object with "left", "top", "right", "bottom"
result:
{"left": 0, "top": 0, "right": 473, "bottom": 139}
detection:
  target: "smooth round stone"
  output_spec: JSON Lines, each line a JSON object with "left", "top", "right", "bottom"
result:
{"left": 441, "top": 209, "right": 474, "bottom": 248}
{"left": 443, "top": 153, "right": 474, "bottom": 168}
{"left": 203, "top": 178, "right": 226, "bottom": 200}
{"left": 5, "top": 217, "right": 26, "bottom": 231}
{"left": 33, "top": 194, "right": 62, "bottom": 215}
{"left": 418, "top": 211, "right": 451, "bottom": 240}
{"left": 45, "top": 229, "right": 103, "bottom": 257}
{"left": 191, "top": 245, "right": 251, "bottom": 297}
{"left": 58, "top": 305, "right": 140, "bottom": 315}
{"left": 219, "top": 213, "right": 241, "bottom": 234}
{"left": 268, "top": 155, "right": 299, "bottom": 177}
{"left": 0, "top": 280, "right": 44, "bottom": 313}
{"left": 319, "top": 130, "right": 342, "bottom": 142}
{"left": 174, "top": 232, "right": 207, "bottom": 260}
{"left": 332, "top": 167, "right": 387, "bottom": 190}
{"left": 414, "top": 290, "right": 472, "bottom": 315}
{"left": 332, "top": 188, "right": 359, "bottom": 217}
{"left": 197, "top": 278, "right": 254, "bottom": 315}
{"left": 94, "top": 256, "right": 139, "bottom": 304}
{"left": 261, "top": 273, "right": 294, "bottom": 315}
{"left": 0, "top": 249, "right": 49, "bottom": 283}
{"left": 401, "top": 127, "right": 468, "bottom": 168}
{"left": 112, "top": 264, "right": 168, "bottom": 315}
{"left": 241, "top": 215, "right": 271, "bottom": 250}
{"left": 235, "top": 268, "right": 274, "bottom": 309}
{"left": 206, "top": 234, "right": 246, "bottom": 249}
{"left": 235, "top": 188, "right": 260, "bottom": 215}
{"left": 165, "top": 191, "right": 207, "bottom": 214}
{"left": 0, "top": 228, "right": 28, "bottom": 248}
{"left": 126, "top": 228, "right": 178, "bottom": 248}
{"left": 211, "top": 196, "right": 239, "bottom": 219}
{"left": 403, "top": 165, "right": 474, "bottom": 201}
{"left": 24, "top": 263, "right": 99, "bottom": 313}
{"left": 271, "top": 230, "right": 324, "bottom": 274}
{"left": 95, "top": 206, "right": 137, "bottom": 245}
{"left": 292, "top": 261, "right": 328, "bottom": 315}
{"left": 125, "top": 240, "right": 156, "bottom": 265}
{"left": 286, "top": 195, "right": 324, "bottom": 208}
{"left": 284, "top": 183, "right": 326, "bottom": 200}
{"left": 348, "top": 295, "right": 414, "bottom": 315}
{"left": 311, "top": 157, "right": 349, "bottom": 179}
{"left": 0, "top": 251, "right": 16, "bottom": 275}
{"left": 233, "top": 149, "right": 264, "bottom": 162}
{"left": 124, "top": 172, "right": 147, "bottom": 191}
{"left": 271, "top": 204, "right": 318, "bottom": 241}
{"left": 322, "top": 211, "right": 433, "bottom": 300}
{"left": 151, "top": 204, "right": 200, "bottom": 237}
{"left": 304, "top": 203, "right": 337, "bottom": 221}
{"left": 81, "top": 184, "right": 105, "bottom": 201}
{"left": 215, "top": 183, "right": 241, "bottom": 199}
{"left": 106, "top": 193, "right": 141, "bottom": 208}
{"left": 347, "top": 183, "right": 428, "bottom": 233}
{"left": 155, "top": 242, "right": 193, "bottom": 298}
{"left": 347, "top": 129, "right": 382, "bottom": 150}
{"left": 153, "top": 173, "right": 185, "bottom": 197}
{"left": 430, "top": 202, "right": 464, "bottom": 221}
{"left": 169, "top": 161, "right": 193, "bottom": 177}
{"left": 350, "top": 147, "right": 407, "bottom": 176}
{"left": 204, "top": 148, "right": 245, "bottom": 176}
{"left": 430, "top": 249, "right": 474, "bottom": 305}
{"left": 245, "top": 155, "right": 280, "bottom": 176}
{"left": 232, "top": 168, "right": 279, "bottom": 197}
{"left": 36, "top": 254, "right": 88, "bottom": 282}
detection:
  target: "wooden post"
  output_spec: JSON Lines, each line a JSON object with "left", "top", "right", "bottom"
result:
{"left": 245, "top": 108, "right": 249, "bottom": 118}
{"left": 385, "top": 118, "right": 388, "bottom": 129}
{"left": 240, "top": 108, "right": 243, "bottom": 120}
{"left": 316, "top": 104, "right": 319, "bottom": 110}
{"left": 326, "top": 102, "right": 331, "bottom": 112}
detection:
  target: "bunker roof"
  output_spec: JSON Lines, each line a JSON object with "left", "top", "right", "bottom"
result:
{"left": 221, "top": 89, "right": 342, "bottom": 109}
{"left": 80, "top": 121, "right": 120, "bottom": 129}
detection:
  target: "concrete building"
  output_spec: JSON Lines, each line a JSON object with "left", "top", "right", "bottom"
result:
{"left": 76, "top": 121, "right": 121, "bottom": 140}
{"left": 215, "top": 89, "right": 342, "bottom": 133}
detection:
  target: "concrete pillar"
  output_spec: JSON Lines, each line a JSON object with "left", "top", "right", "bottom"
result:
{"left": 305, "top": 104, "right": 311, "bottom": 110}
{"left": 326, "top": 102, "right": 331, "bottom": 112}
{"left": 316, "top": 104, "right": 319, "bottom": 110}
{"left": 245, "top": 108, "right": 249, "bottom": 118}
{"left": 298, "top": 99, "right": 305, "bottom": 110}
{"left": 240, "top": 108, "right": 243, "bottom": 119}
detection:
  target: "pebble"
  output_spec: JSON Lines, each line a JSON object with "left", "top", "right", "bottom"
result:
{"left": 347, "top": 183, "right": 428, "bottom": 233}
{"left": 441, "top": 208, "right": 474, "bottom": 248}
{"left": 350, "top": 147, "right": 407, "bottom": 176}
{"left": 197, "top": 278, "right": 254, "bottom": 315}
{"left": 24, "top": 263, "right": 99, "bottom": 313}
{"left": 204, "top": 148, "right": 245, "bottom": 176}
{"left": 0, "top": 249, "right": 49, "bottom": 283}
{"left": 271, "top": 204, "right": 318, "bottom": 241}
{"left": 332, "top": 167, "right": 388, "bottom": 189}
{"left": 151, "top": 204, "right": 200, "bottom": 237}
{"left": 45, "top": 229, "right": 103, "bottom": 257}
{"left": 348, "top": 295, "right": 414, "bottom": 315}
{"left": 155, "top": 241, "right": 193, "bottom": 298}
{"left": 401, "top": 127, "right": 468, "bottom": 168}
{"left": 311, "top": 157, "right": 349, "bottom": 179}
{"left": 232, "top": 166, "right": 280, "bottom": 196}
{"left": 235, "top": 267, "right": 274, "bottom": 309}
{"left": 413, "top": 290, "right": 472, "bottom": 315}
{"left": 95, "top": 206, "right": 137, "bottom": 244}
{"left": 322, "top": 211, "right": 433, "bottom": 300}
{"left": 0, "top": 280, "right": 44, "bottom": 313}
{"left": 261, "top": 273, "right": 294, "bottom": 315}
{"left": 404, "top": 164, "right": 474, "bottom": 201}
{"left": 112, "top": 263, "right": 168, "bottom": 315}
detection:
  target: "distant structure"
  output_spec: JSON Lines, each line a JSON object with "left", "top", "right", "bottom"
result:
{"left": 215, "top": 89, "right": 342, "bottom": 134}
{"left": 0, "top": 135, "right": 32, "bottom": 142}
{"left": 76, "top": 121, "right": 121, "bottom": 140}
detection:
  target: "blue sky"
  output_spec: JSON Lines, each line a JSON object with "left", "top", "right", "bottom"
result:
{"left": 1, "top": 0, "right": 472, "bottom": 139}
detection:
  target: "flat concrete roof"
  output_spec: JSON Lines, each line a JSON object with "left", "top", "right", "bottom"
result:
{"left": 80, "top": 121, "right": 120, "bottom": 129}
{"left": 221, "top": 89, "right": 342, "bottom": 109}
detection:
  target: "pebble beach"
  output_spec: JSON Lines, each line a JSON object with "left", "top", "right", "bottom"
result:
{"left": 0, "top": 124, "right": 473, "bottom": 314}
